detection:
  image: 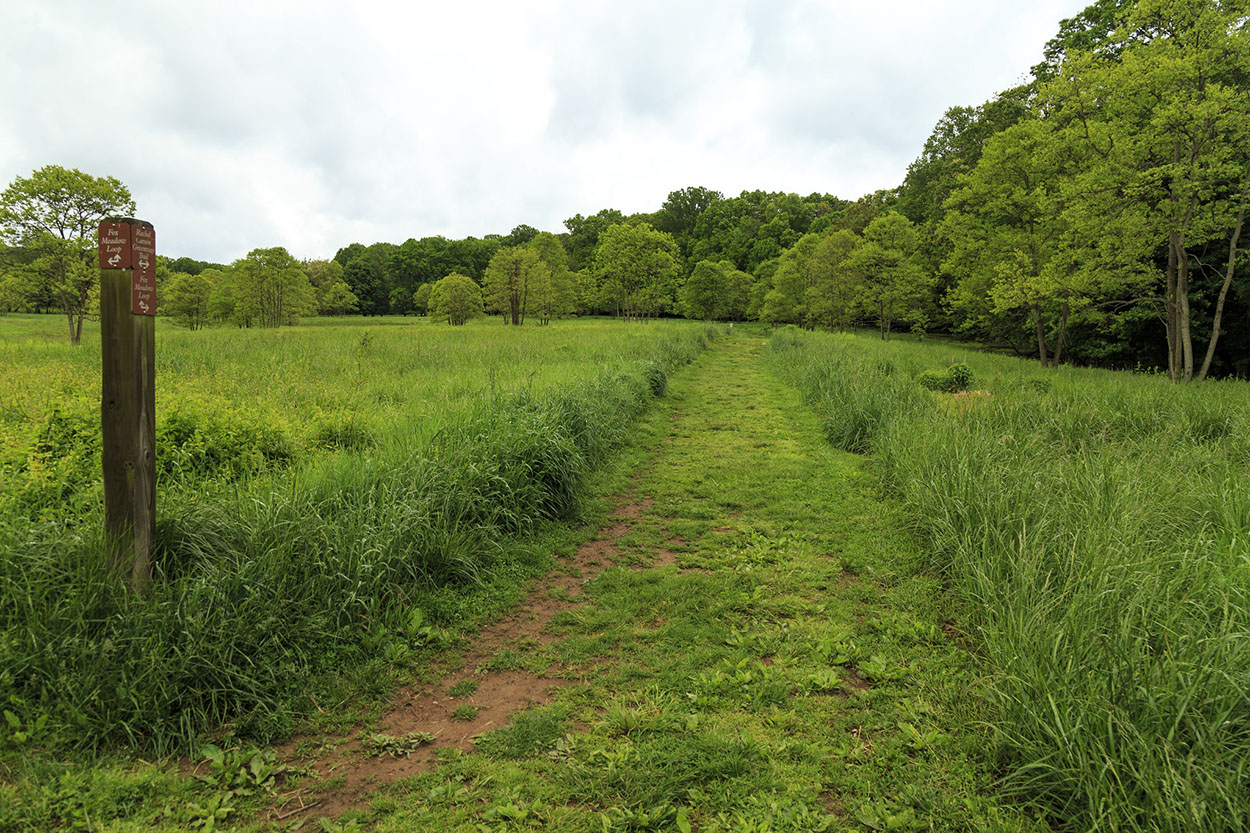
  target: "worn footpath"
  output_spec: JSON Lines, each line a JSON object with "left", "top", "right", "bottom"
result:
{"left": 264, "top": 335, "right": 1046, "bottom": 832}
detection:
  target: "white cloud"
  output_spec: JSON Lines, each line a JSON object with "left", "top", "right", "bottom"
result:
{"left": 1, "top": 0, "right": 1091, "bottom": 262}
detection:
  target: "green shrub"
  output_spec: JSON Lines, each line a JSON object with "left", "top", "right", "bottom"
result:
{"left": 945, "top": 363, "right": 972, "bottom": 390}
{"left": 157, "top": 409, "right": 294, "bottom": 481}
{"left": 8, "top": 409, "right": 102, "bottom": 519}
{"left": 914, "top": 363, "right": 973, "bottom": 393}
{"left": 914, "top": 370, "right": 949, "bottom": 392}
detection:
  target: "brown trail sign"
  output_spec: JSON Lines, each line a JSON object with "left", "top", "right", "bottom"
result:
{"left": 98, "top": 217, "right": 156, "bottom": 590}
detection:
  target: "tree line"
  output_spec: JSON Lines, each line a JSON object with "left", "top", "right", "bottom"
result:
{"left": 2, "top": 0, "right": 1245, "bottom": 378}
{"left": 738, "top": 0, "right": 1247, "bottom": 379}
{"left": 895, "top": 0, "right": 1250, "bottom": 380}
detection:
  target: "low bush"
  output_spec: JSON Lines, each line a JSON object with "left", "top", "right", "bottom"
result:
{"left": 914, "top": 362, "right": 973, "bottom": 392}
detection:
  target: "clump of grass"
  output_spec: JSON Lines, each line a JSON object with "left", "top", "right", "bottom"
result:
{"left": 363, "top": 731, "right": 436, "bottom": 757}
{"left": 475, "top": 708, "right": 568, "bottom": 759}
{"left": 477, "top": 649, "right": 524, "bottom": 673}
{"left": 450, "top": 705, "right": 479, "bottom": 722}
{"left": 768, "top": 328, "right": 1250, "bottom": 833}
{"left": 767, "top": 328, "right": 931, "bottom": 454}
{"left": 448, "top": 680, "right": 479, "bottom": 698}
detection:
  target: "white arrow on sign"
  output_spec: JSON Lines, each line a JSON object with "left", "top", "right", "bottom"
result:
{"left": 138, "top": 255, "right": 150, "bottom": 270}
{"left": 139, "top": 299, "right": 150, "bottom": 313}
{"left": 108, "top": 253, "right": 121, "bottom": 266}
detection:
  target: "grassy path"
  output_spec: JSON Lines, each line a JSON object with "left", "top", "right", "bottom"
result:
{"left": 281, "top": 335, "right": 1044, "bottom": 832}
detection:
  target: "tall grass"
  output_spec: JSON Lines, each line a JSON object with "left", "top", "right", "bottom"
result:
{"left": 1, "top": 315, "right": 709, "bottom": 522}
{"left": 0, "top": 316, "right": 719, "bottom": 753}
{"left": 767, "top": 327, "right": 1250, "bottom": 833}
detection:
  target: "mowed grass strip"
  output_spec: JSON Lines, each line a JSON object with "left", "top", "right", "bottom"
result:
{"left": 349, "top": 335, "right": 1042, "bottom": 832}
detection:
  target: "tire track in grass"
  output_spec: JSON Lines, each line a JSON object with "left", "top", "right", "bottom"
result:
{"left": 273, "top": 335, "right": 1049, "bottom": 832}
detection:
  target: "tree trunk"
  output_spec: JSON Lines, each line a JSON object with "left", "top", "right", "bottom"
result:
{"left": 1165, "top": 237, "right": 1180, "bottom": 381}
{"left": 1053, "top": 300, "right": 1071, "bottom": 366}
{"left": 1198, "top": 164, "right": 1249, "bottom": 381}
{"left": 1032, "top": 303, "right": 1049, "bottom": 368}
{"left": 1178, "top": 243, "right": 1194, "bottom": 382}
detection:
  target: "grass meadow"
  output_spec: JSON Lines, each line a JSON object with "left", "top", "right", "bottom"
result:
{"left": 767, "top": 327, "right": 1250, "bottom": 832}
{"left": 0, "top": 313, "right": 720, "bottom": 757}
{"left": 4, "top": 313, "right": 1248, "bottom": 832}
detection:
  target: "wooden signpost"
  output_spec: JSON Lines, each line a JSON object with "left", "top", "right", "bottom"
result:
{"left": 98, "top": 217, "right": 156, "bottom": 590}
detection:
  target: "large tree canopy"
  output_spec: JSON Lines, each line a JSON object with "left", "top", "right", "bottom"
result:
{"left": 1037, "top": 0, "right": 1250, "bottom": 379}
{"left": 226, "top": 247, "right": 317, "bottom": 327}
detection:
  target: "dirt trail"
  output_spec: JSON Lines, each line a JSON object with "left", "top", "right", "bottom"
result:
{"left": 266, "top": 494, "right": 661, "bottom": 820}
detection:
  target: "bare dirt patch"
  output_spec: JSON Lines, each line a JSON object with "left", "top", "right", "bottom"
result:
{"left": 820, "top": 790, "right": 847, "bottom": 817}
{"left": 609, "top": 498, "right": 653, "bottom": 520}
{"left": 843, "top": 670, "right": 873, "bottom": 694}
{"left": 651, "top": 548, "right": 679, "bottom": 568}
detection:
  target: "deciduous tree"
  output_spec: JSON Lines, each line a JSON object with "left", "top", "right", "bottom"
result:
{"left": 680, "top": 260, "right": 728, "bottom": 320}
{"left": 162, "top": 271, "right": 214, "bottom": 330}
{"left": 231, "top": 247, "right": 317, "bottom": 327}
{"left": 593, "top": 222, "right": 680, "bottom": 320}
{"left": 429, "top": 273, "right": 484, "bottom": 325}
{"left": 849, "top": 212, "right": 930, "bottom": 340}
{"left": 0, "top": 165, "right": 135, "bottom": 343}
{"left": 412, "top": 282, "right": 432, "bottom": 315}
{"left": 1041, "top": 0, "right": 1250, "bottom": 379}
{"left": 528, "top": 232, "right": 577, "bottom": 321}
{"left": 484, "top": 246, "right": 549, "bottom": 325}
{"left": 805, "top": 230, "right": 862, "bottom": 332}
{"left": 759, "top": 233, "right": 820, "bottom": 325}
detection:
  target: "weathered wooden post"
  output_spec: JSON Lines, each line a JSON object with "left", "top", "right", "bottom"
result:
{"left": 98, "top": 218, "right": 156, "bottom": 590}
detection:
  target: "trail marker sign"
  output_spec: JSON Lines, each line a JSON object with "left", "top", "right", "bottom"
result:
{"left": 98, "top": 221, "right": 132, "bottom": 269}
{"left": 98, "top": 219, "right": 156, "bottom": 316}
{"left": 131, "top": 223, "right": 156, "bottom": 315}
{"left": 97, "top": 217, "right": 157, "bottom": 590}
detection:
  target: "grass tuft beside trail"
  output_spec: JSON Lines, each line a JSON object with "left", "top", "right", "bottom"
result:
{"left": 767, "top": 327, "right": 1250, "bottom": 833}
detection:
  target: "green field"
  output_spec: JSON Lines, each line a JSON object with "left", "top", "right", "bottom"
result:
{"left": 2, "top": 314, "right": 712, "bottom": 522}
{"left": 2, "top": 317, "right": 1248, "bottom": 832}
{"left": 1, "top": 315, "right": 719, "bottom": 750}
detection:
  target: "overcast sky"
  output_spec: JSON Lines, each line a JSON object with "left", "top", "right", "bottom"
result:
{"left": 1, "top": 0, "right": 1090, "bottom": 264}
